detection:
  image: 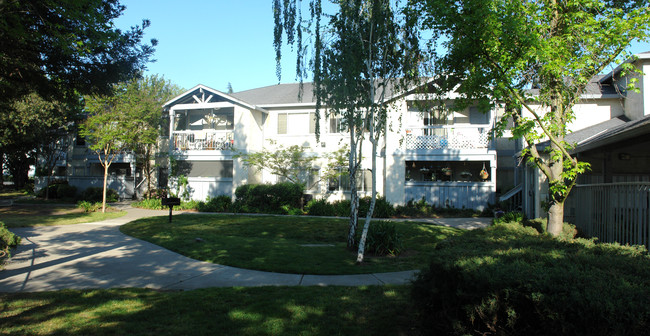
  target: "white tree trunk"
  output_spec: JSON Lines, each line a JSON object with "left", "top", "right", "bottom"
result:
{"left": 347, "top": 125, "right": 359, "bottom": 248}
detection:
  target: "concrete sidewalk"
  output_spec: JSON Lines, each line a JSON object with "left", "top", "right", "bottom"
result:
{"left": 0, "top": 205, "right": 489, "bottom": 293}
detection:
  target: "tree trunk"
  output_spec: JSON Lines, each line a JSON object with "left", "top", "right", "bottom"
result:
{"left": 547, "top": 200, "right": 564, "bottom": 236}
{"left": 102, "top": 162, "right": 109, "bottom": 213}
{"left": 44, "top": 174, "right": 50, "bottom": 200}
{"left": 347, "top": 126, "right": 359, "bottom": 248}
{"left": 357, "top": 137, "right": 377, "bottom": 263}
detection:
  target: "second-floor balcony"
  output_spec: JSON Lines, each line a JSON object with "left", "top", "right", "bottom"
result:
{"left": 405, "top": 126, "right": 491, "bottom": 150}
{"left": 172, "top": 130, "right": 234, "bottom": 151}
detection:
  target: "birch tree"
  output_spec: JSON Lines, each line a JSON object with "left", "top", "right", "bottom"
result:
{"left": 273, "top": 0, "right": 420, "bottom": 261}
{"left": 406, "top": 0, "right": 650, "bottom": 236}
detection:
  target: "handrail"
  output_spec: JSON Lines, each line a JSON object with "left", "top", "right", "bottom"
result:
{"left": 499, "top": 184, "right": 523, "bottom": 202}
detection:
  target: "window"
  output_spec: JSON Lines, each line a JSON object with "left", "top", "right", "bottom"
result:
{"left": 175, "top": 160, "right": 233, "bottom": 178}
{"left": 278, "top": 168, "right": 320, "bottom": 191}
{"left": 329, "top": 117, "right": 349, "bottom": 133}
{"left": 328, "top": 168, "right": 371, "bottom": 192}
{"left": 177, "top": 108, "right": 234, "bottom": 131}
{"left": 278, "top": 113, "right": 316, "bottom": 135}
{"left": 469, "top": 106, "right": 489, "bottom": 124}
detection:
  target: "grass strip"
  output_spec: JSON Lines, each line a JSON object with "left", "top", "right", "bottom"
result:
{"left": 2, "top": 211, "right": 126, "bottom": 228}
{"left": 120, "top": 214, "right": 459, "bottom": 275}
{"left": 0, "top": 286, "right": 413, "bottom": 336}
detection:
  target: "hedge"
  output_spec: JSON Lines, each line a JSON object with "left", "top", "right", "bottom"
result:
{"left": 411, "top": 220, "right": 650, "bottom": 335}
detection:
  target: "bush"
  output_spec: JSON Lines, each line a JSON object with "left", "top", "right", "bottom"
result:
{"left": 56, "top": 184, "right": 77, "bottom": 199}
{"left": 80, "top": 187, "right": 118, "bottom": 203}
{"left": 357, "top": 221, "right": 402, "bottom": 256}
{"left": 306, "top": 197, "right": 394, "bottom": 218}
{"left": 77, "top": 201, "right": 102, "bottom": 212}
{"left": 234, "top": 183, "right": 304, "bottom": 214}
{"left": 132, "top": 198, "right": 163, "bottom": 210}
{"left": 411, "top": 221, "right": 650, "bottom": 335}
{"left": 305, "top": 198, "right": 335, "bottom": 216}
{"left": 197, "top": 195, "right": 232, "bottom": 212}
{"left": 394, "top": 197, "right": 484, "bottom": 218}
{"left": 492, "top": 211, "right": 525, "bottom": 225}
{"left": 1, "top": 221, "right": 21, "bottom": 260}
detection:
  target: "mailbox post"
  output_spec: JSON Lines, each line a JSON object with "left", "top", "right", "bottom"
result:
{"left": 161, "top": 197, "right": 181, "bottom": 223}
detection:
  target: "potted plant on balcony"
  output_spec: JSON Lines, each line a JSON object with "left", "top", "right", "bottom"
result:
{"left": 460, "top": 171, "right": 472, "bottom": 180}
{"left": 441, "top": 167, "right": 452, "bottom": 176}
{"left": 479, "top": 164, "right": 489, "bottom": 180}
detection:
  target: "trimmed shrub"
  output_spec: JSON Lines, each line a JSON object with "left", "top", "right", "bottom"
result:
{"left": 395, "top": 197, "right": 484, "bottom": 218}
{"left": 305, "top": 198, "right": 335, "bottom": 216}
{"left": 56, "top": 184, "right": 77, "bottom": 199}
{"left": 80, "top": 187, "right": 118, "bottom": 203}
{"left": 306, "top": 197, "right": 395, "bottom": 218}
{"left": 411, "top": 221, "right": 650, "bottom": 335}
{"left": 357, "top": 221, "right": 402, "bottom": 256}
{"left": 333, "top": 200, "right": 352, "bottom": 217}
{"left": 234, "top": 182, "right": 304, "bottom": 214}
{"left": 197, "top": 195, "right": 232, "bottom": 212}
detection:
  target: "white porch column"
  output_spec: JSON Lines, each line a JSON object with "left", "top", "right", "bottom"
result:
{"left": 168, "top": 108, "right": 176, "bottom": 152}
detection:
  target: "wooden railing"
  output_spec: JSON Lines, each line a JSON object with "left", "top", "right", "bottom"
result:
{"left": 172, "top": 131, "right": 234, "bottom": 150}
{"left": 573, "top": 183, "right": 650, "bottom": 248}
{"left": 405, "top": 126, "right": 491, "bottom": 150}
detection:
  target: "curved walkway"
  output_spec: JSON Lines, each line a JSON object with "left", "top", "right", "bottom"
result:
{"left": 0, "top": 205, "right": 489, "bottom": 293}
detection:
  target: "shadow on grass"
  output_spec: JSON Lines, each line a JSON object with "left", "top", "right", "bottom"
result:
{"left": 0, "top": 286, "right": 414, "bottom": 336}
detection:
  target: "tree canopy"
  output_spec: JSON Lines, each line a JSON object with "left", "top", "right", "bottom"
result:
{"left": 406, "top": 0, "right": 650, "bottom": 234}
{"left": 81, "top": 75, "right": 180, "bottom": 211}
{"left": 0, "top": 0, "right": 156, "bottom": 110}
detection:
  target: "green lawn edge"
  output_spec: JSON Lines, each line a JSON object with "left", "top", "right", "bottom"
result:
{"left": 120, "top": 213, "right": 460, "bottom": 275}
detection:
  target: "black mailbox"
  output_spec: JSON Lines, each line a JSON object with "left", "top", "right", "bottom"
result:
{"left": 162, "top": 197, "right": 181, "bottom": 222}
{"left": 162, "top": 197, "right": 181, "bottom": 206}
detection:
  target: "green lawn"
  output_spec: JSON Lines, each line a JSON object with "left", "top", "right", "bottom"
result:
{"left": 0, "top": 286, "right": 414, "bottom": 336}
{"left": 120, "top": 214, "right": 460, "bottom": 275}
{"left": 0, "top": 206, "right": 126, "bottom": 228}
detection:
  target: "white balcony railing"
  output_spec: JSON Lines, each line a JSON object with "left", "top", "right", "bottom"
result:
{"left": 172, "top": 130, "right": 234, "bottom": 150}
{"left": 405, "top": 126, "right": 491, "bottom": 150}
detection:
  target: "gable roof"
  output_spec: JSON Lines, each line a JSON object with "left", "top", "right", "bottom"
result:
{"left": 163, "top": 84, "right": 268, "bottom": 113}
{"left": 572, "top": 114, "right": 650, "bottom": 153}
{"left": 598, "top": 51, "right": 650, "bottom": 85}
{"left": 230, "top": 79, "right": 410, "bottom": 107}
{"left": 230, "top": 83, "right": 317, "bottom": 106}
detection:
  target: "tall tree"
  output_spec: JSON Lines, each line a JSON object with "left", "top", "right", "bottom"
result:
{"left": 0, "top": 93, "right": 79, "bottom": 189}
{"left": 274, "top": 0, "right": 419, "bottom": 261}
{"left": 81, "top": 75, "right": 180, "bottom": 211}
{"left": 406, "top": 0, "right": 650, "bottom": 235}
{"left": 124, "top": 75, "right": 183, "bottom": 198}
{"left": 0, "top": 0, "right": 156, "bottom": 112}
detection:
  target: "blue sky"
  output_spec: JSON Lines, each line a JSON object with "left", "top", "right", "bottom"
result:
{"left": 115, "top": 0, "right": 650, "bottom": 93}
{"left": 114, "top": 0, "right": 298, "bottom": 92}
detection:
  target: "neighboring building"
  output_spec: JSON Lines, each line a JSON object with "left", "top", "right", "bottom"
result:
{"left": 516, "top": 52, "right": 650, "bottom": 220}
{"left": 35, "top": 132, "right": 139, "bottom": 200}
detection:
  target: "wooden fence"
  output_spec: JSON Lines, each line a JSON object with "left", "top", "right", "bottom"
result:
{"left": 574, "top": 182, "right": 650, "bottom": 249}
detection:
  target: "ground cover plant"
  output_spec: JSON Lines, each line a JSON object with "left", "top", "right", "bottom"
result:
{"left": 0, "top": 221, "right": 21, "bottom": 263}
{"left": 0, "top": 286, "right": 412, "bottom": 336}
{"left": 411, "top": 219, "right": 650, "bottom": 335}
{"left": 0, "top": 205, "right": 125, "bottom": 228}
{"left": 120, "top": 214, "right": 459, "bottom": 274}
